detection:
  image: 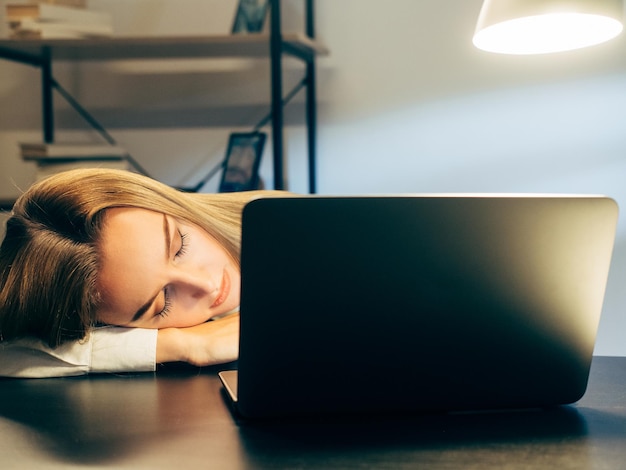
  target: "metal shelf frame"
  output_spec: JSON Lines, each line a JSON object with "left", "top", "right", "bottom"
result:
{"left": 0, "top": 0, "right": 324, "bottom": 192}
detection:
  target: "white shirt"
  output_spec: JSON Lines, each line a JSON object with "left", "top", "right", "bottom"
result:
{"left": 0, "top": 326, "right": 158, "bottom": 378}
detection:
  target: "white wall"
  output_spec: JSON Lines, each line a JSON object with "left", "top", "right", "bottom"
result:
{"left": 1, "top": 0, "right": 625, "bottom": 355}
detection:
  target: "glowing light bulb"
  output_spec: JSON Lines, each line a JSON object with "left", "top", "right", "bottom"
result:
{"left": 473, "top": 0, "right": 624, "bottom": 55}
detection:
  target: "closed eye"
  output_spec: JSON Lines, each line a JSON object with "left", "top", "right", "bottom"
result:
{"left": 157, "top": 287, "right": 173, "bottom": 318}
{"left": 176, "top": 231, "right": 189, "bottom": 258}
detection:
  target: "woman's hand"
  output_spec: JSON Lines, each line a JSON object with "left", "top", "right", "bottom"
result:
{"left": 156, "top": 313, "right": 239, "bottom": 366}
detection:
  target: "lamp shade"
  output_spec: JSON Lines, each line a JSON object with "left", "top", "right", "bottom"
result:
{"left": 473, "top": 0, "right": 624, "bottom": 54}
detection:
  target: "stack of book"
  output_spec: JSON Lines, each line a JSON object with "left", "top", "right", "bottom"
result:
{"left": 20, "top": 142, "right": 131, "bottom": 181}
{"left": 5, "top": 1, "right": 113, "bottom": 39}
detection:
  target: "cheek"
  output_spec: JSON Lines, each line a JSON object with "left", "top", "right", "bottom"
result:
{"left": 165, "top": 306, "right": 214, "bottom": 328}
{"left": 194, "top": 232, "right": 231, "bottom": 263}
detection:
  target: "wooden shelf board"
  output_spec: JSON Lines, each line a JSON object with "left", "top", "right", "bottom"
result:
{"left": 0, "top": 33, "right": 328, "bottom": 62}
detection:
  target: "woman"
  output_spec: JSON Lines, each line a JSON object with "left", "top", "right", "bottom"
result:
{"left": 0, "top": 168, "right": 276, "bottom": 378}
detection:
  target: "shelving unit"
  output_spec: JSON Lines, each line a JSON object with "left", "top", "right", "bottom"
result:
{"left": 0, "top": 0, "right": 328, "bottom": 192}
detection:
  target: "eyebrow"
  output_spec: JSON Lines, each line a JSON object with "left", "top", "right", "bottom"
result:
{"left": 130, "top": 214, "right": 171, "bottom": 323}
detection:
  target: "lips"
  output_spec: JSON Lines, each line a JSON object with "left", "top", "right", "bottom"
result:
{"left": 210, "top": 269, "right": 230, "bottom": 309}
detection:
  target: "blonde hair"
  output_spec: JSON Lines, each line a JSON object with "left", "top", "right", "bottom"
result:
{"left": 0, "top": 168, "right": 276, "bottom": 347}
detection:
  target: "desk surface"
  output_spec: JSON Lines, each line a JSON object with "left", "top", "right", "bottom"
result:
{"left": 1, "top": 356, "right": 625, "bottom": 469}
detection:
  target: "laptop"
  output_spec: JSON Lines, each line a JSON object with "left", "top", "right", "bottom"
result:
{"left": 219, "top": 195, "right": 618, "bottom": 419}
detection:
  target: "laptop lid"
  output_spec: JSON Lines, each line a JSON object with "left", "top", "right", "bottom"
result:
{"left": 226, "top": 195, "right": 618, "bottom": 418}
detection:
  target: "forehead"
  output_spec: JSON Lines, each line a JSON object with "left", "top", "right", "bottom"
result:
{"left": 97, "top": 207, "right": 166, "bottom": 309}
{"left": 102, "top": 207, "right": 164, "bottom": 233}
{"left": 99, "top": 207, "right": 166, "bottom": 269}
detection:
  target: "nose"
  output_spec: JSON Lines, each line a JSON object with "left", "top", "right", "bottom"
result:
{"left": 172, "top": 268, "right": 218, "bottom": 299}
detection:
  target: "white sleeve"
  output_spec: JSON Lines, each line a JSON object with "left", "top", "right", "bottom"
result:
{"left": 0, "top": 326, "right": 158, "bottom": 378}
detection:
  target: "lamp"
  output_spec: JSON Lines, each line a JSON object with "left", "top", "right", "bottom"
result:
{"left": 473, "top": 0, "right": 624, "bottom": 54}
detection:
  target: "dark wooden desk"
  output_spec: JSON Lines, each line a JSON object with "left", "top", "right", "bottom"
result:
{"left": 1, "top": 356, "right": 625, "bottom": 469}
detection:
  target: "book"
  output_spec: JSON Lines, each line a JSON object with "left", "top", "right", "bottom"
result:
{"left": 5, "top": 2, "right": 113, "bottom": 38}
{"left": 34, "top": 158, "right": 132, "bottom": 181}
{"left": 6, "top": 3, "right": 110, "bottom": 25}
{"left": 36, "top": 0, "right": 87, "bottom": 7}
{"left": 9, "top": 18, "right": 113, "bottom": 38}
{"left": 9, "top": 26, "right": 85, "bottom": 39}
{"left": 20, "top": 142, "right": 128, "bottom": 159}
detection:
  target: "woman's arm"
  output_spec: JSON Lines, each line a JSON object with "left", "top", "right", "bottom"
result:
{"left": 0, "top": 326, "right": 157, "bottom": 378}
{"left": 0, "top": 314, "right": 239, "bottom": 378}
{"left": 156, "top": 313, "right": 239, "bottom": 366}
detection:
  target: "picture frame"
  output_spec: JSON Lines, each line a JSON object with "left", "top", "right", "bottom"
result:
{"left": 232, "top": 0, "right": 269, "bottom": 34}
{"left": 218, "top": 132, "right": 266, "bottom": 193}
